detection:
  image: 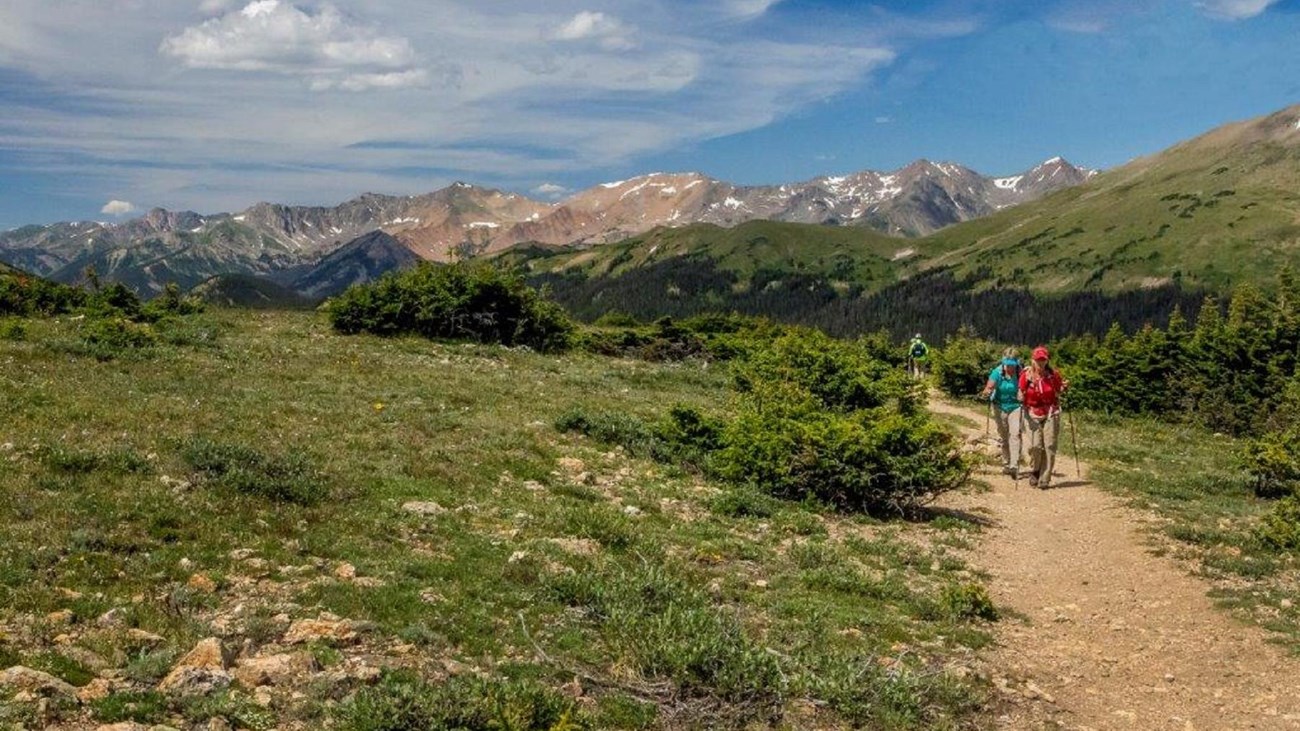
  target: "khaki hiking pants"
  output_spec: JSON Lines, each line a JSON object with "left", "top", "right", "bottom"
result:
{"left": 995, "top": 407, "right": 1023, "bottom": 471}
{"left": 1026, "top": 412, "right": 1060, "bottom": 485}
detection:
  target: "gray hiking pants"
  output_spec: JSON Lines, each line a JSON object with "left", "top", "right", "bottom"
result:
{"left": 1026, "top": 412, "right": 1060, "bottom": 484}
{"left": 995, "top": 407, "right": 1023, "bottom": 470}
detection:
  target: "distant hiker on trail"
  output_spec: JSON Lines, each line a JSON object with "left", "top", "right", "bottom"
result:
{"left": 907, "top": 334, "right": 930, "bottom": 379}
{"left": 981, "top": 347, "right": 1024, "bottom": 477}
{"left": 1019, "top": 346, "right": 1069, "bottom": 489}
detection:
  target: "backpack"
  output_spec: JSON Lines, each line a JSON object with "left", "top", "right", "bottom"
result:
{"left": 910, "top": 341, "right": 928, "bottom": 358}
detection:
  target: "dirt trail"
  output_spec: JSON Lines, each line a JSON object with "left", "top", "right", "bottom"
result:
{"left": 929, "top": 399, "right": 1300, "bottom": 731}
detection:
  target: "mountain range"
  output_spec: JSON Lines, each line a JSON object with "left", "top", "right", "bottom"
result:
{"left": 0, "top": 157, "right": 1093, "bottom": 298}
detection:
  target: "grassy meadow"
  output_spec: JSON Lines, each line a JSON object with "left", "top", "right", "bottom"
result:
{"left": 0, "top": 310, "right": 997, "bottom": 730}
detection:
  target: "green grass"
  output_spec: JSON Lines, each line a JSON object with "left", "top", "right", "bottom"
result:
{"left": 0, "top": 309, "right": 996, "bottom": 729}
{"left": 1076, "top": 411, "right": 1300, "bottom": 649}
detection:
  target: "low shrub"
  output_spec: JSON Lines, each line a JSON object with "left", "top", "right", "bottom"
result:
{"left": 341, "top": 671, "right": 584, "bottom": 731}
{"left": 1241, "top": 429, "right": 1300, "bottom": 499}
{"left": 181, "top": 438, "right": 326, "bottom": 505}
{"left": 548, "top": 563, "right": 784, "bottom": 705}
{"left": 938, "top": 583, "right": 999, "bottom": 622}
{"left": 716, "top": 394, "right": 969, "bottom": 514}
{"left": 327, "top": 262, "right": 574, "bottom": 352}
{"left": 555, "top": 404, "right": 722, "bottom": 470}
{"left": 1255, "top": 496, "right": 1300, "bottom": 551}
{"left": 732, "top": 328, "right": 912, "bottom": 413}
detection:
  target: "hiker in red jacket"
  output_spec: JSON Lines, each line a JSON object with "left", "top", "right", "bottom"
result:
{"left": 1019, "top": 346, "right": 1069, "bottom": 489}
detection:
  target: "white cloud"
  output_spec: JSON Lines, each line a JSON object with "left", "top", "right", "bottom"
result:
{"left": 1195, "top": 0, "right": 1283, "bottom": 18}
{"left": 101, "top": 200, "right": 136, "bottom": 216}
{"left": 533, "top": 183, "right": 569, "bottom": 198}
{"left": 724, "top": 0, "right": 783, "bottom": 20}
{"left": 160, "top": 1, "right": 427, "bottom": 90}
{"left": 550, "top": 11, "right": 637, "bottom": 51}
{"left": 875, "top": 115, "right": 893, "bottom": 124}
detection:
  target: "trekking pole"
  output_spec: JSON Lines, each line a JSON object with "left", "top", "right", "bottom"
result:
{"left": 1065, "top": 407, "right": 1081, "bottom": 478}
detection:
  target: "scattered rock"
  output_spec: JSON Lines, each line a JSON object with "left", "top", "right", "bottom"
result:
{"left": 402, "top": 501, "right": 446, "bottom": 516}
{"left": 96, "top": 723, "right": 149, "bottom": 731}
{"left": 97, "top": 608, "right": 128, "bottom": 629}
{"left": 508, "top": 551, "right": 530, "bottom": 564}
{"left": 157, "top": 637, "right": 231, "bottom": 696}
{"left": 622, "top": 505, "right": 643, "bottom": 517}
{"left": 187, "top": 574, "right": 217, "bottom": 593}
{"left": 78, "top": 677, "right": 114, "bottom": 703}
{"left": 232, "top": 653, "right": 318, "bottom": 688}
{"left": 126, "top": 628, "right": 166, "bottom": 647}
{"left": 253, "top": 686, "right": 274, "bottom": 707}
{"left": 0, "top": 666, "right": 78, "bottom": 698}
{"left": 556, "top": 457, "right": 586, "bottom": 476}
{"left": 45, "top": 609, "right": 74, "bottom": 625}
{"left": 335, "top": 562, "right": 357, "bottom": 580}
{"left": 228, "top": 548, "right": 255, "bottom": 561}
{"left": 283, "top": 616, "right": 359, "bottom": 645}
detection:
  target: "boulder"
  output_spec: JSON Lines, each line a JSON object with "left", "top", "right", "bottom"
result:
{"left": 156, "top": 638, "right": 230, "bottom": 696}
{"left": 0, "top": 666, "right": 79, "bottom": 698}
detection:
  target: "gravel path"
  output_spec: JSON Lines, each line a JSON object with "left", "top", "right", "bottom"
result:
{"left": 930, "top": 399, "right": 1300, "bottom": 730}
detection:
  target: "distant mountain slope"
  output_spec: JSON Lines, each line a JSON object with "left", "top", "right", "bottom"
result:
{"left": 0, "top": 157, "right": 1090, "bottom": 295}
{"left": 188, "top": 274, "right": 315, "bottom": 309}
{"left": 919, "top": 104, "right": 1300, "bottom": 293}
{"left": 291, "top": 230, "right": 421, "bottom": 300}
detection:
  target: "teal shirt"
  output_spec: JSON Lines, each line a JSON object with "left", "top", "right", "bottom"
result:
{"left": 988, "top": 365, "right": 1021, "bottom": 413}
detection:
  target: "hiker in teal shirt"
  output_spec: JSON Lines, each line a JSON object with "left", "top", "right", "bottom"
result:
{"left": 980, "top": 349, "right": 1024, "bottom": 476}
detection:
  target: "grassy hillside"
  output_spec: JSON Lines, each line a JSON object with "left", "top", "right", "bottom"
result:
{"left": 921, "top": 104, "right": 1300, "bottom": 293}
{"left": 501, "top": 219, "right": 921, "bottom": 287}
{"left": 0, "top": 309, "right": 995, "bottom": 730}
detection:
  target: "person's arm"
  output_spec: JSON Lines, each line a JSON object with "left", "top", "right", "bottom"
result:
{"left": 980, "top": 377, "right": 996, "bottom": 399}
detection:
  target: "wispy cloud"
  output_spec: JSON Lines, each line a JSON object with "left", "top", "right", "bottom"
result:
{"left": 549, "top": 11, "right": 637, "bottom": 51}
{"left": 724, "top": 0, "right": 784, "bottom": 20}
{"left": 1195, "top": 0, "right": 1284, "bottom": 19}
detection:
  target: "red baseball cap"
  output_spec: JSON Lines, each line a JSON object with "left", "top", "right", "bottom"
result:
{"left": 1032, "top": 346, "right": 1050, "bottom": 361}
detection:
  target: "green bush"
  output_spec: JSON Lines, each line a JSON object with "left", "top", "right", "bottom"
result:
{"left": 716, "top": 391, "right": 969, "bottom": 514}
{"left": 327, "top": 262, "right": 574, "bottom": 351}
{"left": 0, "top": 273, "right": 86, "bottom": 316}
{"left": 181, "top": 438, "right": 326, "bottom": 505}
{"left": 938, "top": 584, "right": 999, "bottom": 621}
{"left": 140, "top": 282, "right": 205, "bottom": 322}
{"left": 932, "top": 329, "right": 1003, "bottom": 399}
{"left": 732, "top": 328, "right": 913, "bottom": 413}
{"left": 1255, "top": 496, "right": 1300, "bottom": 551}
{"left": 555, "top": 404, "right": 722, "bottom": 470}
{"left": 0, "top": 318, "right": 27, "bottom": 340}
{"left": 1241, "top": 428, "right": 1300, "bottom": 499}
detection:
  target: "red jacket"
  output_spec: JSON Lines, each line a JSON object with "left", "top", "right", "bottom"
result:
{"left": 1019, "top": 368, "right": 1064, "bottom": 417}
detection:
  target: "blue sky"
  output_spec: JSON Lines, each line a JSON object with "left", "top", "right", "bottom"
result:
{"left": 1, "top": 0, "right": 1299, "bottom": 230}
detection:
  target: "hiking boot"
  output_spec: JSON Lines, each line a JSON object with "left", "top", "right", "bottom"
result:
{"left": 1027, "top": 473, "right": 1038, "bottom": 488}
